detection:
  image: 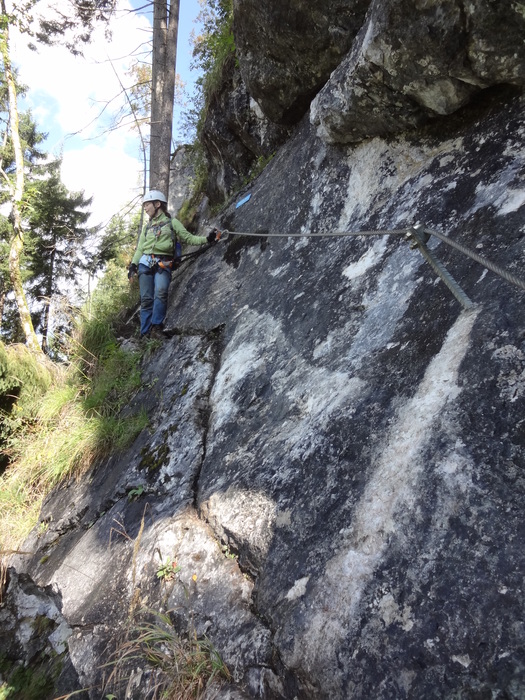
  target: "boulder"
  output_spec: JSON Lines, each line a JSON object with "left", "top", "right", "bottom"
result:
{"left": 311, "top": 0, "right": 525, "bottom": 143}
{"left": 233, "top": 0, "right": 371, "bottom": 124}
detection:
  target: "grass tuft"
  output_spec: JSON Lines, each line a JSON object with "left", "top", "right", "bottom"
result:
{"left": 104, "top": 608, "right": 231, "bottom": 699}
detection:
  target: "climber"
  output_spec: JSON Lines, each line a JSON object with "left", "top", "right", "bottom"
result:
{"left": 128, "top": 189, "right": 218, "bottom": 339}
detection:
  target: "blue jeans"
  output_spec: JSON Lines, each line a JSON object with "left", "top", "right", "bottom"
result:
{"left": 138, "top": 263, "right": 172, "bottom": 336}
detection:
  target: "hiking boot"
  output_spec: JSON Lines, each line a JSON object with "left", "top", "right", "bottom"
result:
{"left": 149, "top": 325, "right": 166, "bottom": 340}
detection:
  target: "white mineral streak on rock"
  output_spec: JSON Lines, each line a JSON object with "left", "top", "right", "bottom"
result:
{"left": 342, "top": 237, "right": 388, "bottom": 281}
{"left": 206, "top": 310, "right": 366, "bottom": 554}
{"left": 210, "top": 310, "right": 363, "bottom": 462}
{"left": 318, "top": 243, "right": 419, "bottom": 373}
{"left": 469, "top": 161, "right": 525, "bottom": 217}
{"left": 289, "top": 306, "right": 480, "bottom": 672}
{"left": 452, "top": 654, "right": 472, "bottom": 668}
{"left": 377, "top": 592, "right": 414, "bottom": 631}
{"left": 285, "top": 577, "right": 310, "bottom": 601}
{"left": 210, "top": 337, "right": 263, "bottom": 433}
{"left": 497, "top": 188, "right": 525, "bottom": 216}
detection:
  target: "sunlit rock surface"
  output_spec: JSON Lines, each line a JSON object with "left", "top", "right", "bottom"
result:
{"left": 168, "top": 145, "right": 195, "bottom": 215}
{"left": 0, "top": 569, "right": 79, "bottom": 696}
{"left": 8, "top": 83, "right": 525, "bottom": 699}
{"left": 206, "top": 0, "right": 525, "bottom": 202}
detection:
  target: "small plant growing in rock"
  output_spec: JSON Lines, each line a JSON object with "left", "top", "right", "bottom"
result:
{"left": 221, "top": 543, "right": 237, "bottom": 560}
{"left": 127, "top": 485, "right": 144, "bottom": 501}
{"left": 156, "top": 557, "right": 181, "bottom": 581}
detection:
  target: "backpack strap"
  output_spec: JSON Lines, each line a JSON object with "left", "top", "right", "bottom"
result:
{"left": 170, "top": 220, "right": 183, "bottom": 266}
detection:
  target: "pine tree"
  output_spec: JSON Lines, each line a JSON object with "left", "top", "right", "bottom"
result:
{"left": 0, "top": 0, "right": 116, "bottom": 352}
{"left": 24, "top": 164, "right": 95, "bottom": 353}
{"left": 0, "top": 5, "right": 41, "bottom": 352}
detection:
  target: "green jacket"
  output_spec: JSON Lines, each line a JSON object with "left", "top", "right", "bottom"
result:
{"left": 132, "top": 212, "right": 207, "bottom": 265}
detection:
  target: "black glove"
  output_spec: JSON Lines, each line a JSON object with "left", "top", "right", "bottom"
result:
{"left": 207, "top": 228, "right": 220, "bottom": 243}
{"left": 128, "top": 263, "right": 138, "bottom": 279}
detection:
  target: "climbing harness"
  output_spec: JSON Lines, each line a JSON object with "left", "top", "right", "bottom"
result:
{"left": 139, "top": 254, "right": 174, "bottom": 274}
{"left": 217, "top": 225, "right": 524, "bottom": 309}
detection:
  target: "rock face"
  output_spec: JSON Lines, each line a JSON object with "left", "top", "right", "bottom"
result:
{"left": 9, "top": 83, "right": 525, "bottom": 699}
{"left": 310, "top": 0, "right": 525, "bottom": 143}
{"left": 204, "top": 0, "right": 525, "bottom": 201}
{"left": 168, "top": 145, "right": 195, "bottom": 215}
{"left": 4, "top": 5, "right": 525, "bottom": 699}
{"left": 0, "top": 569, "right": 79, "bottom": 697}
{"left": 232, "top": 0, "right": 371, "bottom": 124}
{"left": 201, "top": 55, "right": 291, "bottom": 204}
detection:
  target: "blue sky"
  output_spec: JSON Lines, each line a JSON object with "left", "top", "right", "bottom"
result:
{"left": 12, "top": 0, "right": 203, "bottom": 227}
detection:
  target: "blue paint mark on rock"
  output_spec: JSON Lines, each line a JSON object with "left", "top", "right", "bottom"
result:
{"left": 236, "top": 193, "right": 252, "bottom": 208}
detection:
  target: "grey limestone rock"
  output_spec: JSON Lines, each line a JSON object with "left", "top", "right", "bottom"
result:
{"left": 168, "top": 145, "right": 196, "bottom": 216}
{"left": 201, "top": 55, "right": 291, "bottom": 204}
{"left": 311, "top": 0, "right": 525, "bottom": 143}
{"left": 233, "top": 0, "right": 371, "bottom": 124}
{"left": 4, "top": 38, "right": 525, "bottom": 700}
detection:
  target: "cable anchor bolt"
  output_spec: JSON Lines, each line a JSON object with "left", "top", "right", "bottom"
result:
{"left": 406, "top": 226, "right": 475, "bottom": 310}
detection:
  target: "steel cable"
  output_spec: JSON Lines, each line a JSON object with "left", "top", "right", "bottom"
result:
{"left": 178, "top": 225, "right": 524, "bottom": 295}
{"left": 221, "top": 226, "right": 525, "bottom": 293}
{"left": 222, "top": 228, "right": 407, "bottom": 238}
{"left": 422, "top": 227, "right": 525, "bottom": 292}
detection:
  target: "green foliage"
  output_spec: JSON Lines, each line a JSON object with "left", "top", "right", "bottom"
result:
{"left": 127, "top": 484, "right": 144, "bottom": 501}
{"left": 122, "top": 62, "right": 185, "bottom": 132}
{"left": 69, "top": 256, "right": 139, "bottom": 371}
{"left": 0, "top": 106, "right": 52, "bottom": 345}
{"left": 0, "top": 651, "right": 59, "bottom": 700}
{"left": 156, "top": 557, "right": 181, "bottom": 581}
{"left": 22, "top": 161, "right": 96, "bottom": 350}
{"left": 0, "top": 342, "right": 54, "bottom": 469}
{"left": 192, "top": 0, "right": 235, "bottom": 106}
{"left": 12, "top": 0, "right": 117, "bottom": 56}
{"left": 192, "top": 1, "right": 234, "bottom": 79}
{"left": 0, "top": 342, "right": 53, "bottom": 410}
{"left": 97, "top": 212, "right": 141, "bottom": 268}
{"left": 178, "top": 0, "right": 235, "bottom": 204}
{"left": 0, "top": 109, "right": 47, "bottom": 192}
{"left": 246, "top": 153, "right": 275, "bottom": 183}
{"left": 0, "top": 240, "right": 147, "bottom": 552}
{"left": 0, "top": 109, "right": 92, "bottom": 350}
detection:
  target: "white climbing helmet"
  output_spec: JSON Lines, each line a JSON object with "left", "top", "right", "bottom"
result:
{"left": 142, "top": 189, "right": 167, "bottom": 204}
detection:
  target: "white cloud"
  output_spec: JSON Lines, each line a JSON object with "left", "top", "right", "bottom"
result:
{"left": 11, "top": 0, "right": 151, "bottom": 224}
{"left": 61, "top": 136, "right": 144, "bottom": 228}
{"left": 10, "top": 0, "right": 202, "bottom": 229}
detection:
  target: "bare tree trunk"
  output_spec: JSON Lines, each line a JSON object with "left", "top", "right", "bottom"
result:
{"left": 0, "top": 0, "right": 42, "bottom": 353}
{"left": 40, "top": 244, "right": 56, "bottom": 354}
{"left": 149, "top": 0, "right": 179, "bottom": 196}
{"left": 0, "top": 281, "right": 5, "bottom": 332}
